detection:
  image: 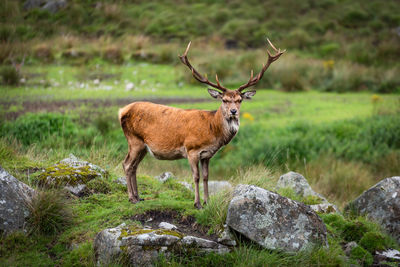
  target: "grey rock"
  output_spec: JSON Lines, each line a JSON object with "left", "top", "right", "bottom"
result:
{"left": 344, "top": 241, "right": 358, "bottom": 256}
{"left": 42, "top": 0, "right": 67, "bottom": 13}
{"left": 276, "top": 172, "right": 327, "bottom": 203}
{"left": 178, "top": 181, "right": 193, "bottom": 191}
{"left": 23, "top": 0, "right": 46, "bottom": 10}
{"left": 0, "top": 167, "right": 36, "bottom": 234}
{"left": 376, "top": 249, "right": 400, "bottom": 260}
{"left": 218, "top": 225, "right": 237, "bottom": 246}
{"left": 226, "top": 184, "right": 327, "bottom": 252}
{"left": 158, "top": 222, "right": 178, "bottom": 231}
{"left": 114, "top": 177, "right": 127, "bottom": 186}
{"left": 156, "top": 172, "right": 174, "bottom": 183}
{"left": 94, "top": 225, "right": 230, "bottom": 266}
{"left": 204, "top": 181, "right": 233, "bottom": 195}
{"left": 64, "top": 184, "right": 88, "bottom": 197}
{"left": 310, "top": 203, "right": 339, "bottom": 214}
{"left": 94, "top": 225, "right": 124, "bottom": 266}
{"left": 347, "top": 176, "right": 400, "bottom": 242}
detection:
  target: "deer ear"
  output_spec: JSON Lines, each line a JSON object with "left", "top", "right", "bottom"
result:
{"left": 241, "top": 90, "right": 256, "bottom": 100}
{"left": 208, "top": 88, "right": 222, "bottom": 99}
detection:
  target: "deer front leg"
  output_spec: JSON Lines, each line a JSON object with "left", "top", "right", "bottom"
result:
{"left": 188, "top": 154, "right": 202, "bottom": 209}
{"left": 201, "top": 158, "right": 210, "bottom": 206}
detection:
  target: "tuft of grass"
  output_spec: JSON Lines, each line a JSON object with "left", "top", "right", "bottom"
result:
{"left": 350, "top": 246, "right": 373, "bottom": 266}
{"left": 195, "top": 189, "right": 232, "bottom": 234}
{"left": 359, "top": 231, "right": 388, "bottom": 253}
{"left": 0, "top": 65, "right": 20, "bottom": 86}
{"left": 26, "top": 190, "right": 73, "bottom": 235}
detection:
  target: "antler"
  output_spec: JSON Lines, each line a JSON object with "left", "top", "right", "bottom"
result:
{"left": 237, "top": 39, "right": 285, "bottom": 92}
{"left": 179, "top": 42, "right": 228, "bottom": 92}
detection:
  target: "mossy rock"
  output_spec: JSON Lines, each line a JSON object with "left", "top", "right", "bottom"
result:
{"left": 350, "top": 246, "right": 373, "bottom": 266}
{"left": 359, "top": 231, "right": 387, "bottom": 253}
{"left": 118, "top": 225, "right": 184, "bottom": 240}
{"left": 37, "top": 163, "right": 101, "bottom": 187}
{"left": 36, "top": 155, "right": 108, "bottom": 188}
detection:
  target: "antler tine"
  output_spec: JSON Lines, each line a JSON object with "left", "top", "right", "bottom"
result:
{"left": 179, "top": 42, "right": 228, "bottom": 92}
{"left": 238, "top": 39, "right": 285, "bottom": 92}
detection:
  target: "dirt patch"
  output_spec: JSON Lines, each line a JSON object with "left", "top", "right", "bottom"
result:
{"left": 0, "top": 98, "right": 210, "bottom": 120}
{"left": 129, "top": 209, "right": 218, "bottom": 242}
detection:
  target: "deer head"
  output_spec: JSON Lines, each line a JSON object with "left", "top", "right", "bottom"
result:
{"left": 179, "top": 40, "right": 285, "bottom": 121}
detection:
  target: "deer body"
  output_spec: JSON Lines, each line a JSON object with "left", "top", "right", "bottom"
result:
{"left": 119, "top": 101, "right": 237, "bottom": 161}
{"left": 120, "top": 40, "right": 284, "bottom": 208}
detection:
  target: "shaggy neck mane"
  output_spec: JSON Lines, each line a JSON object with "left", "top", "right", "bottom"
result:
{"left": 213, "top": 107, "right": 239, "bottom": 145}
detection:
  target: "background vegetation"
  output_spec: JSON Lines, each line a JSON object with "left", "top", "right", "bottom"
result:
{"left": 0, "top": 0, "right": 399, "bottom": 266}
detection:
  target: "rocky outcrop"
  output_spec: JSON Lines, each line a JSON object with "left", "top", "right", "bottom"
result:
{"left": 36, "top": 154, "right": 107, "bottom": 197}
{"left": 309, "top": 203, "right": 339, "bottom": 214}
{"left": 226, "top": 184, "right": 327, "bottom": 252}
{"left": 276, "top": 172, "right": 327, "bottom": 203}
{"left": 347, "top": 176, "right": 400, "bottom": 242}
{"left": 0, "top": 167, "right": 36, "bottom": 234}
{"left": 94, "top": 224, "right": 230, "bottom": 266}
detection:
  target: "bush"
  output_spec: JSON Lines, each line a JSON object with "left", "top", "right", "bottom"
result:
{"left": 359, "top": 232, "right": 387, "bottom": 253}
{"left": 26, "top": 190, "right": 73, "bottom": 235}
{"left": 0, "top": 66, "right": 20, "bottom": 85}
{"left": 1, "top": 113, "right": 77, "bottom": 146}
{"left": 102, "top": 46, "right": 124, "bottom": 64}
{"left": 34, "top": 44, "right": 54, "bottom": 63}
{"left": 350, "top": 246, "right": 373, "bottom": 266}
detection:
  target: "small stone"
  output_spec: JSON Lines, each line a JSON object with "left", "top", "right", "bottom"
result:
{"left": 114, "top": 177, "right": 127, "bottom": 186}
{"left": 309, "top": 203, "right": 339, "bottom": 214}
{"left": 344, "top": 241, "right": 358, "bottom": 256}
{"left": 276, "top": 172, "right": 328, "bottom": 203}
{"left": 156, "top": 172, "right": 174, "bottom": 183}
{"left": 158, "top": 222, "right": 178, "bottom": 231}
{"left": 178, "top": 181, "right": 193, "bottom": 191}
{"left": 64, "top": 184, "right": 88, "bottom": 197}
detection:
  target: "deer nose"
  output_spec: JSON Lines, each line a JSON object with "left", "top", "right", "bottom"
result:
{"left": 230, "top": 109, "right": 237, "bottom": 115}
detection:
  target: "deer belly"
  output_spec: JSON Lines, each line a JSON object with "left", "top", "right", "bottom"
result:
{"left": 145, "top": 144, "right": 186, "bottom": 160}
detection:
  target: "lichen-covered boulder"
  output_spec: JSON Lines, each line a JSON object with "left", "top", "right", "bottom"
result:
{"left": 346, "top": 176, "right": 400, "bottom": 242}
{"left": 94, "top": 224, "right": 229, "bottom": 266}
{"left": 0, "top": 166, "right": 36, "bottom": 234}
{"left": 276, "top": 172, "right": 327, "bottom": 203}
{"left": 36, "top": 154, "right": 107, "bottom": 192}
{"left": 226, "top": 184, "right": 327, "bottom": 252}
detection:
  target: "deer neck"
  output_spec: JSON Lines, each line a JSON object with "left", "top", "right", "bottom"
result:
{"left": 214, "top": 107, "right": 239, "bottom": 145}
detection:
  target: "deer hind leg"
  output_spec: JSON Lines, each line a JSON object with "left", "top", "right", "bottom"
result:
{"left": 122, "top": 137, "right": 147, "bottom": 204}
{"left": 188, "top": 154, "right": 202, "bottom": 209}
{"left": 201, "top": 158, "right": 210, "bottom": 206}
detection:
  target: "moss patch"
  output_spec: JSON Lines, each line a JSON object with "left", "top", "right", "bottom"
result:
{"left": 277, "top": 187, "right": 325, "bottom": 205}
{"left": 36, "top": 163, "right": 102, "bottom": 187}
{"left": 118, "top": 225, "right": 184, "bottom": 240}
{"left": 86, "top": 179, "right": 112, "bottom": 194}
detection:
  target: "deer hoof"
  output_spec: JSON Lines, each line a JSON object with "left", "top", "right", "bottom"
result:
{"left": 194, "top": 202, "right": 203, "bottom": 209}
{"left": 203, "top": 201, "right": 208, "bottom": 206}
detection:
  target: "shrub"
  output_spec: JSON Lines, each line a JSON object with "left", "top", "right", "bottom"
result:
{"left": 0, "top": 65, "right": 20, "bottom": 86}
{"left": 102, "top": 46, "right": 124, "bottom": 64}
{"left": 1, "top": 113, "right": 77, "bottom": 146}
{"left": 342, "top": 221, "right": 368, "bottom": 242}
{"left": 26, "top": 190, "right": 73, "bottom": 235}
{"left": 359, "top": 231, "right": 387, "bottom": 253}
{"left": 34, "top": 44, "right": 54, "bottom": 63}
{"left": 350, "top": 246, "right": 373, "bottom": 266}
{"left": 341, "top": 9, "right": 370, "bottom": 28}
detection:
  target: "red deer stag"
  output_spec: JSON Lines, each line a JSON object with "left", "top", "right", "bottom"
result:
{"left": 119, "top": 39, "right": 285, "bottom": 209}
